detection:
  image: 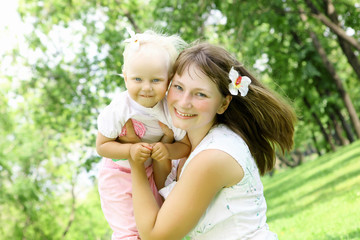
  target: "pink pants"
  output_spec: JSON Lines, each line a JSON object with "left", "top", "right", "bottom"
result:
{"left": 98, "top": 158, "right": 163, "bottom": 240}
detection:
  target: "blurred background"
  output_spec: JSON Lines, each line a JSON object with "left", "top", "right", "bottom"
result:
{"left": 1, "top": 0, "right": 359, "bottom": 239}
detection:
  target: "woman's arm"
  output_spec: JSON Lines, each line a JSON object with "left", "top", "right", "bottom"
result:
{"left": 153, "top": 122, "right": 191, "bottom": 160}
{"left": 161, "top": 134, "right": 190, "bottom": 159}
{"left": 129, "top": 149, "right": 244, "bottom": 240}
{"left": 158, "top": 121, "right": 175, "bottom": 144}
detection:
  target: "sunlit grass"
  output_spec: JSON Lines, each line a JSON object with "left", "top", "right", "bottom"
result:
{"left": 263, "top": 140, "right": 360, "bottom": 240}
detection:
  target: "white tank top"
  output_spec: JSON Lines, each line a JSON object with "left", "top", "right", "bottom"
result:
{"left": 159, "top": 124, "right": 278, "bottom": 240}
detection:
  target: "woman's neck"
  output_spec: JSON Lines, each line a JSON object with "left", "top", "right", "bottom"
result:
{"left": 188, "top": 123, "right": 215, "bottom": 152}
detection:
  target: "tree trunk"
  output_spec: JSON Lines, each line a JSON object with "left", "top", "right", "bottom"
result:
{"left": 303, "top": 97, "right": 336, "bottom": 151}
{"left": 316, "top": 83, "right": 355, "bottom": 144}
{"left": 62, "top": 178, "right": 77, "bottom": 238}
{"left": 322, "top": 0, "right": 360, "bottom": 81}
{"left": 303, "top": 0, "right": 360, "bottom": 51}
{"left": 313, "top": 81, "right": 344, "bottom": 146}
{"left": 332, "top": 105, "right": 355, "bottom": 143}
{"left": 329, "top": 112, "right": 348, "bottom": 146}
{"left": 313, "top": 85, "right": 349, "bottom": 146}
{"left": 312, "top": 132, "right": 322, "bottom": 156}
{"left": 277, "top": 150, "right": 303, "bottom": 168}
{"left": 296, "top": 6, "right": 360, "bottom": 139}
{"left": 308, "top": 30, "right": 360, "bottom": 139}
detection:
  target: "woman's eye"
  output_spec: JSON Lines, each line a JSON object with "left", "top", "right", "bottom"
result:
{"left": 196, "top": 92, "right": 207, "bottom": 97}
{"left": 173, "top": 85, "right": 183, "bottom": 90}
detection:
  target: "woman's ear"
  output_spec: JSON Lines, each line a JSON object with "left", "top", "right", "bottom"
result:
{"left": 217, "top": 95, "right": 232, "bottom": 114}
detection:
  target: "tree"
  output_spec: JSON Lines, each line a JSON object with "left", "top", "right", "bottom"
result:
{"left": 297, "top": 1, "right": 360, "bottom": 138}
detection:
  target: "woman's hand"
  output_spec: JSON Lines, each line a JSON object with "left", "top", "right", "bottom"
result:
{"left": 117, "top": 119, "right": 141, "bottom": 143}
{"left": 158, "top": 121, "right": 174, "bottom": 144}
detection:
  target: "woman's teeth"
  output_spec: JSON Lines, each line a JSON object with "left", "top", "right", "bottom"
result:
{"left": 176, "top": 109, "right": 195, "bottom": 117}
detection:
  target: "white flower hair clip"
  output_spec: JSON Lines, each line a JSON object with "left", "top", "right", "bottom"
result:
{"left": 228, "top": 67, "right": 251, "bottom": 96}
{"left": 124, "top": 27, "right": 140, "bottom": 50}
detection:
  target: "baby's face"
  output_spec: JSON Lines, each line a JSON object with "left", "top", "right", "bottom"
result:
{"left": 124, "top": 45, "right": 170, "bottom": 108}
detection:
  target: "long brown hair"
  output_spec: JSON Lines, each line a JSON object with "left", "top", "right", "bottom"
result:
{"left": 173, "top": 43, "right": 296, "bottom": 175}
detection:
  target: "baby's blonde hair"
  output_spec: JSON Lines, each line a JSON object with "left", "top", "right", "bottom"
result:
{"left": 123, "top": 30, "right": 187, "bottom": 76}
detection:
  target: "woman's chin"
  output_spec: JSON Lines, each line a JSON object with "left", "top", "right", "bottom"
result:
{"left": 172, "top": 118, "right": 191, "bottom": 131}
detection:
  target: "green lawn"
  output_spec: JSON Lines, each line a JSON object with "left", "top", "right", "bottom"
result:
{"left": 262, "top": 141, "right": 360, "bottom": 240}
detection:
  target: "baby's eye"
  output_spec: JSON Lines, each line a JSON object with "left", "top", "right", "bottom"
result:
{"left": 152, "top": 79, "right": 160, "bottom": 83}
{"left": 134, "top": 77, "right": 141, "bottom": 81}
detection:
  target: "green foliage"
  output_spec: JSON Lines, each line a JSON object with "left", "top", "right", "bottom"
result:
{"left": 63, "top": 189, "right": 111, "bottom": 240}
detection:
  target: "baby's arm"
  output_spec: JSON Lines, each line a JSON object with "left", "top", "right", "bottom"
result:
{"left": 96, "top": 120, "right": 152, "bottom": 162}
{"left": 96, "top": 132, "right": 132, "bottom": 159}
{"left": 151, "top": 122, "right": 175, "bottom": 189}
{"left": 152, "top": 122, "right": 191, "bottom": 189}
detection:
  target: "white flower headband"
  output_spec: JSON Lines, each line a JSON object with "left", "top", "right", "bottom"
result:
{"left": 228, "top": 67, "right": 251, "bottom": 96}
{"left": 124, "top": 27, "right": 140, "bottom": 50}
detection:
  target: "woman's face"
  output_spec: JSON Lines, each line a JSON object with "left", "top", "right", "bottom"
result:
{"left": 167, "top": 64, "right": 229, "bottom": 134}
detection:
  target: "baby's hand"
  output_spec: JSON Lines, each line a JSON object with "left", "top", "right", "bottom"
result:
{"left": 151, "top": 142, "right": 170, "bottom": 162}
{"left": 130, "top": 143, "right": 152, "bottom": 164}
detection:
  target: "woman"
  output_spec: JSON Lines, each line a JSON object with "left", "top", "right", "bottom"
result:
{"left": 127, "top": 43, "right": 296, "bottom": 239}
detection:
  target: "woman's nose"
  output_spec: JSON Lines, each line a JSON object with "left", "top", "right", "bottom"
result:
{"left": 178, "top": 92, "right": 192, "bottom": 108}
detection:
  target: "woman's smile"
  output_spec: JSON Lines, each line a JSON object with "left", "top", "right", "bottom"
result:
{"left": 174, "top": 108, "right": 197, "bottom": 118}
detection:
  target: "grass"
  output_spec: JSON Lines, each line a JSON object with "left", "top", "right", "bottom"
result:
{"left": 262, "top": 140, "right": 360, "bottom": 240}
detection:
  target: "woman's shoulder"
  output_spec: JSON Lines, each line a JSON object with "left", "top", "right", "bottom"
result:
{"left": 207, "top": 124, "right": 247, "bottom": 148}
{"left": 181, "top": 125, "right": 247, "bottom": 188}
{"left": 200, "top": 124, "right": 252, "bottom": 166}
